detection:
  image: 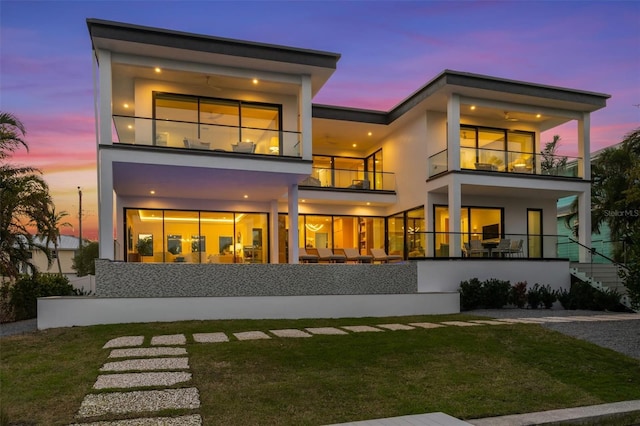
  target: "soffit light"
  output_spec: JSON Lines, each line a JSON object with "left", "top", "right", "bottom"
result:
{"left": 154, "top": 67, "right": 162, "bottom": 73}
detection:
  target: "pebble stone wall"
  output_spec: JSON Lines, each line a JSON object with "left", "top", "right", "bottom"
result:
{"left": 95, "top": 260, "right": 418, "bottom": 298}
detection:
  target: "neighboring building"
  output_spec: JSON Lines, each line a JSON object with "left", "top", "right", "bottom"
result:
{"left": 20, "top": 235, "right": 80, "bottom": 277}
{"left": 88, "top": 19, "right": 607, "bottom": 269}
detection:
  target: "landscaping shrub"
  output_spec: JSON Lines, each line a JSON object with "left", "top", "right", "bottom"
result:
{"left": 8, "top": 274, "right": 74, "bottom": 321}
{"left": 558, "top": 279, "right": 625, "bottom": 311}
{"left": 509, "top": 281, "right": 528, "bottom": 308}
{"left": 482, "top": 278, "right": 511, "bottom": 309}
{"left": 538, "top": 284, "right": 557, "bottom": 309}
{"left": 526, "top": 283, "right": 543, "bottom": 309}
{"left": 459, "top": 278, "right": 483, "bottom": 310}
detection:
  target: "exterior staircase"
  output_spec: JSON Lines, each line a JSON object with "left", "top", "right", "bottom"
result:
{"left": 570, "top": 262, "right": 634, "bottom": 310}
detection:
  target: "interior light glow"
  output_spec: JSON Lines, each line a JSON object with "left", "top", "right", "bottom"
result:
{"left": 252, "top": 78, "right": 258, "bottom": 84}
{"left": 127, "top": 125, "right": 133, "bottom": 129}
{"left": 243, "top": 194, "right": 249, "bottom": 199}
{"left": 352, "top": 143, "right": 357, "bottom": 148}
{"left": 139, "top": 211, "right": 245, "bottom": 223}
{"left": 367, "top": 132, "right": 372, "bottom": 136}
{"left": 536, "top": 114, "right": 541, "bottom": 118}
{"left": 470, "top": 105, "right": 476, "bottom": 110}
{"left": 366, "top": 202, "right": 371, "bottom": 206}
{"left": 150, "top": 190, "right": 155, "bottom": 195}
{"left": 123, "top": 103, "right": 129, "bottom": 108}
{"left": 154, "top": 67, "right": 161, "bottom": 73}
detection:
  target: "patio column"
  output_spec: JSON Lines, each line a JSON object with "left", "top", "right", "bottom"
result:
{"left": 447, "top": 94, "right": 461, "bottom": 172}
{"left": 578, "top": 189, "right": 592, "bottom": 263}
{"left": 269, "top": 200, "right": 279, "bottom": 263}
{"left": 425, "top": 193, "right": 435, "bottom": 257}
{"left": 300, "top": 75, "right": 312, "bottom": 161}
{"left": 578, "top": 112, "right": 591, "bottom": 180}
{"left": 288, "top": 184, "right": 299, "bottom": 264}
{"left": 98, "top": 153, "right": 114, "bottom": 260}
{"left": 448, "top": 177, "right": 462, "bottom": 257}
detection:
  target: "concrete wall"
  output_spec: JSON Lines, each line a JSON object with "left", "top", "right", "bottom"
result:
{"left": 417, "top": 259, "right": 571, "bottom": 293}
{"left": 37, "top": 292, "right": 460, "bottom": 329}
{"left": 95, "top": 259, "right": 417, "bottom": 297}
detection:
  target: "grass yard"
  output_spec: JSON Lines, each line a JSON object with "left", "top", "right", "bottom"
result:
{"left": 2, "top": 314, "right": 640, "bottom": 425}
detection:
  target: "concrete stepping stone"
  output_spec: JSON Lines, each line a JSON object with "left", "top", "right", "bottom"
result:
{"left": 342, "top": 325, "right": 384, "bottom": 332}
{"left": 537, "top": 317, "right": 577, "bottom": 323}
{"left": 495, "top": 318, "right": 545, "bottom": 324}
{"left": 270, "top": 329, "right": 312, "bottom": 338}
{"left": 109, "top": 347, "right": 187, "bottom": 358}
{"left": 151, "top": 334, "right": 186, "bottom": 346}
{"left": 440, "top": 321, "right": 483, "bottom": 327}
{"left": 103, "top": 336, "right": 144, "bottom": 349}
{"left": 72, "top": 414, "right": 202, "bottom": 425}
{"left": 470, "top": 320, "right": 511, "bottom": 325}
{"left": 77, "top": 387, "right": 200, "bottom": 418}
{"left": 100, "top": 357, "right": 189, "bottom": 372}
{"left": 193, "top": 332, "right": 229, "bottom": 343}
{"left": 93, "top": 372, "right": 192, "bottom": 389}
{"left": 409, "top": 322, "right": 446, "bottom": 329}
{"left": 377, "top": 323, "right": 415, "bottom": 331}
{"left": 305, "top": 327, "right": 348, "bottom": 335}
{"left": 233, "top": 331, "right": 271, "bottom": 341}
{"left": 515, "top": 318, "right": 553, "bottom": 323}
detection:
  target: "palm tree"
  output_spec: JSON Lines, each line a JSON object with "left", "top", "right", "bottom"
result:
{"left": 38, "top": 206, "right": 72, "bottom": 274}
{"left": 0, "top": 111, "right": 52, "bottom": 280}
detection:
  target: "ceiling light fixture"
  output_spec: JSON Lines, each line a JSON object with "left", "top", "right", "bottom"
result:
{"left": 154, "top": 67, "right": 161, "bottom": 73}
{"left": 252, "top": 78, "right": 258, "bottom": 84}
{"left": 305, "top": 223, "right": 324, "bottom": 232}
{"left": 470, "top": 105, "right": 476, "bottom": 110}
{"left": 352, "top": 143, "right": 357, "bottom": 148}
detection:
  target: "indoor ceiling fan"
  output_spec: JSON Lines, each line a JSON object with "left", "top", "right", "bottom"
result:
{"left": 503, "top": 111, "right": 519, "bottom": 122}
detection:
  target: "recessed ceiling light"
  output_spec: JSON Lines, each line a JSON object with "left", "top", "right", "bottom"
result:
{"left": 470, "top": 105, "right": 476, "bottom": 110}
{"left": 154, "top": 67, "right": 161, "bottom": 73}
{"left": 367, "top": 132, "right": 372, "bottom": 136}
{"left": 252, "top": 78, "right": 258, "bottom": 84}
{"left": 352, "top": 143, "right": 357, "bottom": 148}
{"left": 366, "top": 202, "right": 371, "bottom": 206}
{"left": 536, "top": 114, "right": 541, "bottom": 118}
{"left": 301, "top": 199, "right": 306, "bottom": 203}
{"left": 243, "top": 194, "right": 249, "bottom": 199}
{"left": 127, "top": 125, "right": 133, "bottom": 129}
{"left": 150, "top": 190, "right": 155, "bottom": 195}
{"left": 123, "top": 103, "right": 129, "bottom": 108}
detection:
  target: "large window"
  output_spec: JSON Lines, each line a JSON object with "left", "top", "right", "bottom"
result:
{"left": 125, "top": 209, "right": 268, "bottom": 264}
{"left": 434, "top": 206, "right": 503, "bottom": 257}
{"left": 153, "top": 93, "right": 281, "bottom": 153}
{"left": 309, "top": 151, "right": 385, "bottom": 190}
{"left": 460, "top": 126, "right": 534, "bottom": 173}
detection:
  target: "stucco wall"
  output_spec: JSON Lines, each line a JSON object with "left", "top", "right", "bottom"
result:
{"left": 95, "top": 259, "right": 417, "bottom": 297}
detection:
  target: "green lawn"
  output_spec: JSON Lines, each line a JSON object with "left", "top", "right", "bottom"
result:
{"left": 2, "top": 314, "right": 640, "bottom": 425}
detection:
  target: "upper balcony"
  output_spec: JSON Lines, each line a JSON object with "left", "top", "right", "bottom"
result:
{"left": 113, "top": 115, "right": 302, "bottom": 157}
{"left": 428, "top": 148, "right": 582, "bottom": 179}
{"left": 301, "top": 167, "right": 396, "bottom": 192}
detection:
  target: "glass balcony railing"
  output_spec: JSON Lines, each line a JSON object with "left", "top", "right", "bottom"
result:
{"left": 301, "top": 167, "right": 396, "bottom": 191}
{"left": 428, "top": 148, "right": 582, "bottom": 178}
{"left": 407, "top": 231, "right": 588, "bottom": 259}
{"left": 112, "top": 115, "right": 302, "bottom": 157}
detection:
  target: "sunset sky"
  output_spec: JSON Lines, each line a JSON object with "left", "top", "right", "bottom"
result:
{"left": 1, "top": 0, "right": 639, "bottom": 241}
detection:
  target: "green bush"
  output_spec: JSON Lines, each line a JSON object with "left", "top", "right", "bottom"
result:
{"left": 527, "top": 284, "right": 543, "bottom": 309}
{"left": 459, "top": 278, "right": 483, "bottom": 310}
{"left": 558, "top": 279, "right": 625, "bottom": 311}
{"left": 9, "top": 274, "right": 74, "bottom": 321}
{"left": 482, "top": 279, "right": 511, "bottom": 309}
{"left": 509, "top": 281, "right": 528, "bottom": 308}
{"left": 538, "top": 284, "right": 557, "bottom": 309}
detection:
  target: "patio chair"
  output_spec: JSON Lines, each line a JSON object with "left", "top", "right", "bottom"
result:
{"left": 469, "top": 239, "right": 489, "bottom": 257}
{"left": 316, "top": 248, "right": 347, "bottom": 263}
{"left": 507, "top": 239, "right": 524, "bottom": 257}
{"left": 298, "top": 248, "right": 319, "bottom": 263}
{"left": 341, "top": 248, "right": 373, "bottom": 263}
{"left": 369, "top": 248, "right": 403, "bottom": 263}
{"left": 494, "top": 239, "right": 512, "bottom": 257}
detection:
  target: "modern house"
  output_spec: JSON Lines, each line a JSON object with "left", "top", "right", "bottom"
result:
{"left": 37, "top": 18, "right": 610, "bottom": 329}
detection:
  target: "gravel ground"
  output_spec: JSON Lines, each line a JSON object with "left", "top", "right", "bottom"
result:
{"left": 472, "top": 308, "right": 640, "bottom": 360}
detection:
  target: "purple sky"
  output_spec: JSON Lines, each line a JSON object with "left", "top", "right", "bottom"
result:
{"left": 2, "top": 0, "right": 639, "bottom": 239}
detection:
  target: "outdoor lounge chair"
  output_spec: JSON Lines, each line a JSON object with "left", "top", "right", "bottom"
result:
{"left": 369, "top": 248, "right": 403, "bottom": 263}
{"left": 298, "top": 248, "right": 319, "bottom": 263}
{"left": 494, "top": 239, "right": 512, "bottom": 257}
{"left": 316, "top": 248, "right": 347, "bottom": 263}
{"left": 469, "top": 239, "right": 489, "bottom": 257}
{"left": 506, "top": 239, "right": 524, "bottom": 257}
{"left": 341, "top": 248, "right": 373, "bottom": 263}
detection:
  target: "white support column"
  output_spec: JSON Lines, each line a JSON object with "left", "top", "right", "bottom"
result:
{"left": 269, "top": 200, "right": 279, "bottom": 263}
{"left": 578, "top": 189, "right": 592, "bottom": 262}
{"left": 425, "top": 192, "right": 435, "bottom": 257}
{"left": 300, "top": 75, "right": 313, "bottom": 161}
{"left": 448, "top": 177, "right": 462, "bottom": 257}
{"left": 288, "top": 184, "right": 299, "bottom": 264}
{"left": 447, "top": 94, "right": 461, "bottom": 172}
{"left": 578, "top": 113, "right": 591, "bottom": 180}
{"left": 96, "top": 49, "right": 113, "bottom": 146}
{"left": 98, "top": 152, "right": 114, "bottom": 260}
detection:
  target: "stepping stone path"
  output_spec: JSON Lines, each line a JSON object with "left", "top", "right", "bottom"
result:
{"left": 70, "top": 313, "right": 640, "bottom": 425}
